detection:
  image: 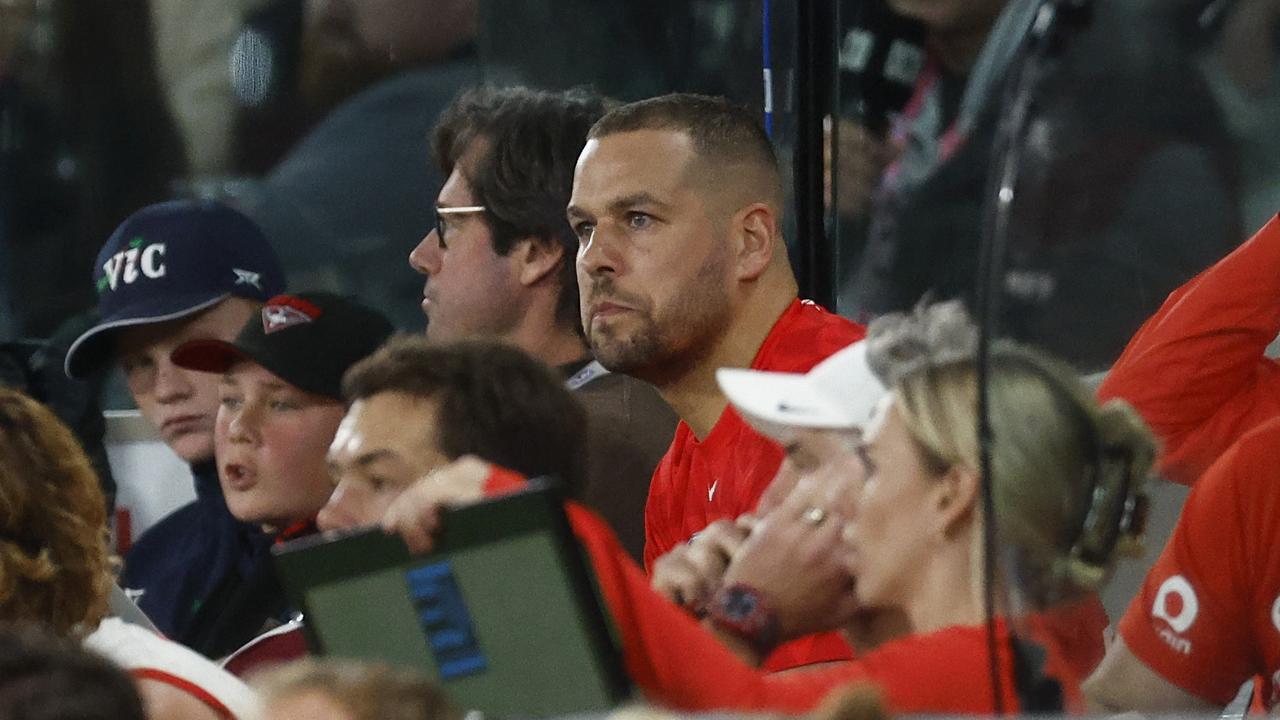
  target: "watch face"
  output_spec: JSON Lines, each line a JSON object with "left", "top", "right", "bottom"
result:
{"left": 724, "top": 587, "right": 760, "bottom": 619}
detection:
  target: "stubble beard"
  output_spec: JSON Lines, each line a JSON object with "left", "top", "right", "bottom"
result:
{"left": 585, "top": 253, "right": 733, "bottom": 383}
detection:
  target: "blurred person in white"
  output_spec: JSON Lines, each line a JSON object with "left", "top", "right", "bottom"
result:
{"left": 0, "top": 387, "right": 259, "bottom": 720}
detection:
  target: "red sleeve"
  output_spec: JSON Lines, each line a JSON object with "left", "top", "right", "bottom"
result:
{"left": 642, "top": 450, "right": 678, "bottom": 573}
{"left": 1026, "top": 594, "right": 1108, "bottom": 680}
{"left": 1098, "top": 216, "right": 1280, "bottom": 484}
{"left": 1117, "top": 422, "right": 1279, "bottom": 704}
{"left": 482, "top": 465, "right": 529, "bottom": 495}
{"left": 763, "top": 625, "right": 1031, "bottom": 714}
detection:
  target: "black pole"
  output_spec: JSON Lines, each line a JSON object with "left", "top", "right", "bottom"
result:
{"left": 792, "top": 0, "right": 838, "bottom": 307}
{"left": 977, "top": 0, "right": 1092, "bottom": 713}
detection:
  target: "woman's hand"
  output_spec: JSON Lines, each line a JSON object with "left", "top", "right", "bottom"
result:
{"left": 721, "top": 473, "right": 862, "bottom": 644}
{"left": 651, "top": 518, "right": 753, "bottom": 613}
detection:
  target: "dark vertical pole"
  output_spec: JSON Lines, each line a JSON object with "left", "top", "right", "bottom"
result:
{"left": 792, "top": 0, "right": 837, "bottom": 306}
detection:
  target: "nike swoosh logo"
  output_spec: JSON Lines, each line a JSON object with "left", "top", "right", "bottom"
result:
{"left": 777, "top": 401, "right": 820, "bottom": 414}
{"left": 708, "top": 480, "right": 718, "bottom": 502}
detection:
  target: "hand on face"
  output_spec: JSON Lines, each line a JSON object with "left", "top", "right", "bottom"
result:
{"left": 651, "top": 518, "right": 753, "bottom": 614}
{"left": 722, "top": 471, "right": 863, "bottom": 643}
{"left": 380, "top": 455, "right": 492, "bottom": 554}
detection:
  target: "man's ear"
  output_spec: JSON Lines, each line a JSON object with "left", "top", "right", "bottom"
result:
{"left": 933, "top": 465, "right": 980, "bottom": 538}
{"left": 513, "top": 237, "right": 566, "bottom": 287}
{"left": 733, "top": 202, "right": 778, "bottom": 281}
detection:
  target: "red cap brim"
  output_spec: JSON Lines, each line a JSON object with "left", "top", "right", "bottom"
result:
{"left": 170, "top": 339, "right": 252, "bottom": 375}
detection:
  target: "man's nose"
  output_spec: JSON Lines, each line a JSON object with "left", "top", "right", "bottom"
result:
{"left": 409, "top": 230, "right": 443, "bottom": 276}
{"left": 316, "top": 480, "right": 359, "bottom": 532}
{"left": 576, "top": 225, "right": 621, "bottom": 277}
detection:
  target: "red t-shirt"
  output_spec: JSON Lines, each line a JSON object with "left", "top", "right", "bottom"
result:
{"left": 641, "top": 298, "right": 865, "bottom": 670}
{"left": 1098, "top": 215, "right": 1280, "bottom": 485}
{"left": 484, "top": 468, "right": 1082, "bottom": 714}
{"left": 1118, "top": 418, "right": 1280, "bottom": 707}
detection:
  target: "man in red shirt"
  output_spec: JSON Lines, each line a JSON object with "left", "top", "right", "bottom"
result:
{"left": 1084, "top": 417, "right": 1280, "bottom": 712}
{"left": 568, "top": 94, "right": 864, "bottom": 669}
{"left": 1097, "top": 216, "right": 1280, "bottom": 485}
{"left": 568, "top": 93, "right": 865, "bottom": 570}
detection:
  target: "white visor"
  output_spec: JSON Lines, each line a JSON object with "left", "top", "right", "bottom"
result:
{"left": 716, "top": 340, "right": 888, "bottom": 443}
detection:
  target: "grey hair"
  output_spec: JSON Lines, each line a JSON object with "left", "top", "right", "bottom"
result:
{"left": 864, "top": 299, "right": 979, "bottom": 387}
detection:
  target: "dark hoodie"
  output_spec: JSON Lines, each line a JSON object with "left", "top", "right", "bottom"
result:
{"left": 119, "top": 460, "right": 281, "bottom": 657}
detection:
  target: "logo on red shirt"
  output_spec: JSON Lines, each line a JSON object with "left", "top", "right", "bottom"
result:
{"left": 1152, "top": 575, "right": 1198, "bottom": 654}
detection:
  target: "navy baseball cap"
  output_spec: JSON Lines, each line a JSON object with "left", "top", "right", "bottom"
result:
{"left": 64, "top": 200, "right": 286, "bottom": 378}
{"left": 171, "top": 292, "right": 394, "bottom": 400}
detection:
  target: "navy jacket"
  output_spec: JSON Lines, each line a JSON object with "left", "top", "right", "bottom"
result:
{"left": 120, "top": 461, "right": 278, "bottom": 657}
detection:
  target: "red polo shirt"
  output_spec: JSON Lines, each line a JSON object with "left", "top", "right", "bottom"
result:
{"left": 1098, "top": 215, "right": 1280, "bottom": 485}
{"left": 1119, "top": 418, "right": 1280, "bottom": 707}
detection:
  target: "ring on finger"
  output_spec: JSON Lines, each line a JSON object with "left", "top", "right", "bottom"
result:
{"left": 802, "top": 506, "right": 828, "bottom": 526}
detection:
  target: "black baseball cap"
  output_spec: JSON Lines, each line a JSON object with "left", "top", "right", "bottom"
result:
{"left": 64, "top": 200, "right": 287, "bottom": 378}
{"left": 170, "top": 292, "right": 394, "bottom": 400}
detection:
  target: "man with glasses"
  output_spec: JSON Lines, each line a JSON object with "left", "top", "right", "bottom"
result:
{"left": 407, "top": 86, "right": 677, "bottom": 562}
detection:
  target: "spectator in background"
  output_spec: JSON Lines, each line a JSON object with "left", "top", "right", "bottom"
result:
{"left": 409, "top": 85, "right": 677, "bottom": 560}
{"left": 253, "top": 657, "right": 464, "bottom": 720}
{"left": 839, "top": 0, "right": 1239, "bottom": 370}
{"left": 62, "top": 200, "right": 286, "bottom": 656}
{"left": 1186, "top": 0, "right": 1280, "bottom": 232}
{"left": 0, "top": 386, "right": 259, "bottom": 719}
{"left": 170, "top": 291, "right": 392, "bottom": 657}
{"left": 0, "top": 0, "right": 186, "bottom": 339}
{"left": 234, "top": 0, "right": 481, "bottom": 329}
{"left": 148, "top": 0, "right": 264, "bottom": 177}
{"left": 569, "top": 93, "right": 864, "bottom": 669}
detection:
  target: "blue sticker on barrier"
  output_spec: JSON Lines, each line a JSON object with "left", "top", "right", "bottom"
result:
{"left": 404, "top": 560, "right": 487, "bottom": 679}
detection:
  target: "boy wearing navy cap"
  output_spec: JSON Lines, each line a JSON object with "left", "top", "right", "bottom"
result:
{"left": 64, "top": 200, "right": 286, "bottom": 655}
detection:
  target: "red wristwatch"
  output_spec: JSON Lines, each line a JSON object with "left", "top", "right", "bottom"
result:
{"left": 708, "top": 582, "right": 781, "bottom": 657}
